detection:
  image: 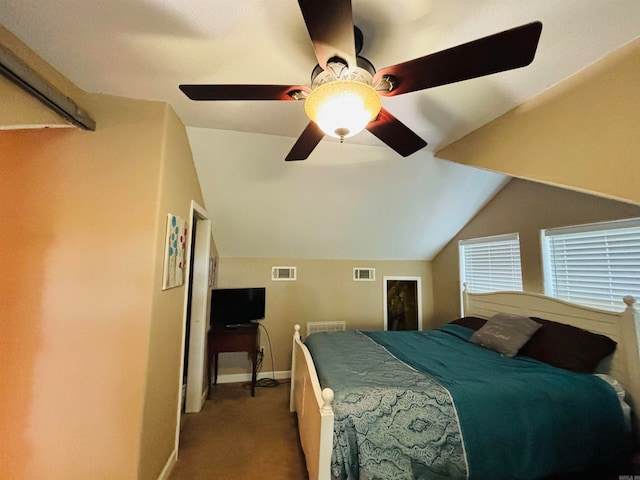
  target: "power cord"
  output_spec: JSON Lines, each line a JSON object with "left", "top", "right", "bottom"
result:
{"left": 242, "top": 323, "right": 281, "bottom": 390}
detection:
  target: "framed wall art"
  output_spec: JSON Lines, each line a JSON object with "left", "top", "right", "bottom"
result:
{"left": 162, "top": 213, "right": 187, "bottom": 290}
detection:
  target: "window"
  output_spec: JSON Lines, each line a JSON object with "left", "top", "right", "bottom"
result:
{"left": 541, "top": 218, "right": 640, "bottom": 311}
{"left": 459, "top": 233, "right": 523, "bottom": 293}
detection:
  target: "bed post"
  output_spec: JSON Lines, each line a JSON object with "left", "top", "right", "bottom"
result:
{"left": 621, "top": 296, "right": 640, "bottom": 441}
{"left": 290, "top": 324, "right": 300, "bottom": 412}
{"left": 462, "top": 282, "right": 469, "bottom": 316}
{"left": 317, "top": 388, "right": 334, "bottom": 480}
{"left": 290, "top": 324, "right": 336, "bottom": 480}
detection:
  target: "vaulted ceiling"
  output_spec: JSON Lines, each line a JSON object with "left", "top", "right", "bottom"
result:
{"left": 2, "top": 1, "right": 639, "bottom": 259}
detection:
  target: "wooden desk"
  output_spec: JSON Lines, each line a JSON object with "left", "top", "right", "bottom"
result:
{"left": 207, "top": 323, "right": 259, "bottom": 397}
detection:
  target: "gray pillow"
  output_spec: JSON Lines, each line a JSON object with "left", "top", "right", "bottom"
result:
{"left": 470, "top": 314, "right": 542, "bottom": 357}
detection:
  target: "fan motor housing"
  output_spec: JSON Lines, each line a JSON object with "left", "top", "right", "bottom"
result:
{"left": 310, "top": 56, "right": 376, "bottom": 89}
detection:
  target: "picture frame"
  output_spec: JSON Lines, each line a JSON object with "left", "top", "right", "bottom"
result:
{"left": 162, "top": 213, "right": 187, "bottom": 290}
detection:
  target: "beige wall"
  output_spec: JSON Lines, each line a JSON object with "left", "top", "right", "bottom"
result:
{"left": 0, "top": 28, "right": 210, "bottom": 480}
{"left": 431, "top": 179, "right": 640, "bottom": 326}
{"left": 436, "top": 39, "right": 640, "bottom": 205}
{"left": 215, "top": 258, "right": 432, "bottom": 374}
{"left": 0, "top": 74, "right": 75, "bottom": 128}
{"left": 139, "top": 106, "right": 214, "bottom": 479}
{"left": 0, "top": 26, "right": 79, "bottom": 129}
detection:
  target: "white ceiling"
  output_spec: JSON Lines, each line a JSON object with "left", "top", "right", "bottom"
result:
{"left": 3, "top": 1, "right": 639, "bottom": 259}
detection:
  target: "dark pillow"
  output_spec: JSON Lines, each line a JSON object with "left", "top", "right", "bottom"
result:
{"left": 450, "top": 316, "right": 486, "bottom": 330}
{"left": 519, "top": 317, "right": 617, "bottom": 373}
{"left": 470, "top": 314, "right": 542, "bottom": 357}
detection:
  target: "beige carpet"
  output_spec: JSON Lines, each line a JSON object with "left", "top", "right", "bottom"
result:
{"left": 169, "top": 382, "right": 309, "bottom": 479}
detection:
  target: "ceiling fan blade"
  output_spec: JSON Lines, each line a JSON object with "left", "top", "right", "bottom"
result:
{"left": 285, "top": 121, "right": 325, "bottom": 161}
{"left": 298, "top": 0, "right": 356, "bottom": 70}
{"left": 374, "top": 21, "right": 543, "bottom": 97}
{"left": 179, "top": 84, "right": 310, "bottom": 101}
{"left": 366, "top": 108, "right": 427, "bottom": 157}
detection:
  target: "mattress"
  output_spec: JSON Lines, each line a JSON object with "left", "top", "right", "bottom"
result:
{"left": 305, "top": 325, "right": 626, "bottom": 479}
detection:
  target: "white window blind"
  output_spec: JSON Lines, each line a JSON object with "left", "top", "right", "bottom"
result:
{"left": 459, "top": 233, "right": 523, "bottom": 293}
{"left": 542, "top": 218, "right": 640, "bottom": 311}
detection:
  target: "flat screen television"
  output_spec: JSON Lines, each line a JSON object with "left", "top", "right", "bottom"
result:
{"left": 210, "top": 287, "right": 266, "bottom": 327}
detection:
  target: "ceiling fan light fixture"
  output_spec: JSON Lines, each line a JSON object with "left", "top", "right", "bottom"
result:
{"left": 304, "top": 80, "right": 381, "bottom": 140}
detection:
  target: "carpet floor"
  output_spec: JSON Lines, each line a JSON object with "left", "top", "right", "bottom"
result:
{"left": 169, "top": 382, "right": 309, "bottom": 479}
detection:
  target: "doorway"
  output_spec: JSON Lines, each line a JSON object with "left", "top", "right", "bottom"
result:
{"left": 383, "top": 276, "right": 423, "bottom": 331}
{"left": 175, "top": 201, "right": 211, "bottom": 448}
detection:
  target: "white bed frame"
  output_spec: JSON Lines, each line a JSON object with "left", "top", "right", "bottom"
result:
{"left": 290, "top": 290, "right": 640, "bottom": 480}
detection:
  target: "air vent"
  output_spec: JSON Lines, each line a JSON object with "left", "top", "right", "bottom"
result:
{"left": 353, "top": 267, "right": 375, "bottom": 281}
{"left": 272, "top": 266, "right": 297, "bottom": 281}
{"left": 307, "top": 321, "right": 346, "bottom": 337}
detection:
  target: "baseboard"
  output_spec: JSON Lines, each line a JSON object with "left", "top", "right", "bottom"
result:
{"left": 157, "top": 448, "right": 177, "bottom": 480}
{"left": 216, "top": 370, "right": 291, "bottom": 384}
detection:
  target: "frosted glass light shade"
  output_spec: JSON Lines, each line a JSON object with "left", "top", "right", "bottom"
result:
{"left": 305, "top": 81, "right": 382, "bottom": 139}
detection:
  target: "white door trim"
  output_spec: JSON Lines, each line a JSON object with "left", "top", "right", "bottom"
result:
{"left": 174, "top": 201, "right": 211, "bottom": 453}
{"left": 184, "top": 201, "right": 211, "bottom": 413}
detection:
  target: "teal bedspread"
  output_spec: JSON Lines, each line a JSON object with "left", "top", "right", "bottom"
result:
{"left": 305, "top": 325, "right": 625, "bottom": 480}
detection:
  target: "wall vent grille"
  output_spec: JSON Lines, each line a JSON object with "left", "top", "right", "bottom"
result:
{"left": 272, "top": 266, "right": 297, "bottom": 281}
{"left": 353, "top": 267, "right": 376, "bottom": 281}
{"left": 307, "top": 321, "right": 346, "bottom": 337}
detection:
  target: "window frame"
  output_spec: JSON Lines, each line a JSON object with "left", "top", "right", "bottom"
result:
{"left": 459, "top": 232, "right": 524, "bottom": 300}
{"left": 540, "top": 217, "right": 640, "bottom": 311}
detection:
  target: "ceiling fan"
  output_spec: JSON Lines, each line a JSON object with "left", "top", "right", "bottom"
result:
{"left": 179, "top": 0, "right": 542, "bottom": 162}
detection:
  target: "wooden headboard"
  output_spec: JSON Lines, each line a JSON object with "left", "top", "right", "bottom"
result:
{"left": 463, "top": 288, "right": 640, "bottom": 437}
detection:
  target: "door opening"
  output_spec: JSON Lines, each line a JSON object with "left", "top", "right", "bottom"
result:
{"left": 181, "top": 216, "right": 198, "bottom": 411}
{"left": 383, "top": 276, "right": 423, "bottom": 331}
{"left": 175, "top": 201, "right": 211, "bottom": 452}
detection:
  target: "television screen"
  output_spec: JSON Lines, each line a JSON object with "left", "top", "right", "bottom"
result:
{"left": 210, "top": 287, "right": 266, "bottom": 326}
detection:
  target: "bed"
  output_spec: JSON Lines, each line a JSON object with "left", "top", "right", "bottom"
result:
{"left": 289, "top": 289, "right": 640, "bottom": 480}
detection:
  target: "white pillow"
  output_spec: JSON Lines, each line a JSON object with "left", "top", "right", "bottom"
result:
{"left": 469, "top": 313, "right": 542, "bottom": 357}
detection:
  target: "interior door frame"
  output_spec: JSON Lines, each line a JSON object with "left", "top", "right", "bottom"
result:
{"left": 383, "top": 276, "right": 423, "bottom": 331}
{"left": 174, "top": 201, "right": 211, "bottom": 449}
